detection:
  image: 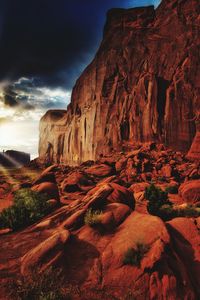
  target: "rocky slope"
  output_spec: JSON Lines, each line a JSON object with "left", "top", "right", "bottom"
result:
{"left": 39, "top": 0, "right": 200, "bottom": 165}
{"left": 0, "top": 143, "right": 200, "bottom": 299}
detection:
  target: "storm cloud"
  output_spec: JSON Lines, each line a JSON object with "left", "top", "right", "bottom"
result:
{"left": 0, "top": 0, "right": 160, "bottom": 90}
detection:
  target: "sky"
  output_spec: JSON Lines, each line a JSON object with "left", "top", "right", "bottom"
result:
{"left": 0, "top": 0, "right": 160, "bottom": 159}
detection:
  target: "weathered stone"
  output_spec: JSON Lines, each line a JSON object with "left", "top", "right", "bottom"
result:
{"left": 62, "top": 171, "right": 94, "bottom": 193}
{"left": 84, "top": 184, "right": 113, "bottom": 209}
{"left": 107, "top": 183, "right": 135, "bottom": 209}
{"left": 85, "top": 164, "right": 113, "bottom": 177}
{"left": 32, "top": 182, "right": 60, "bottom": 201}
{"left": 179, "top": 180, "right": 200, "bottom": 203}
{"left": 21, "top": 229, "right": 70, "bottom": 276}
{"left": 33, "top": 172, "right": 56, "bottom": 185}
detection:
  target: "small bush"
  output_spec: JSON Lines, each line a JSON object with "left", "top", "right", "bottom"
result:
{"left": 165, "top": 185, "right": 178, "bottom": 194}
{"left": 123, "top": 243, "right": 150, "bottom": 267}
{"left": 145, "top": 184, "right": 172, "bottom": 216}
{"left": 158, "top": 176, "right": 167, "bottom": 182}
{"left": 159, "top": 204, "right": 200, "bottom": 220}
{"left": 84, "top": 208, "right": 102, "bottom": 227}
{"left": 176, "top": 205, "right": 200, "bottom": 218}
{"left": 0, "top": 188, "right": 50, "bottom": 230}
{"left": 158, "top": 204, "right": 177, "bottom": 221}
{"left": 9, "top": 267, "right": 70, "bottom": 300}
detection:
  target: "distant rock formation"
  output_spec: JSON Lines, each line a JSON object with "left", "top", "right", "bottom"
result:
{"left": 39, "top": 0, "right": 200, "bottom": 165}
{"left": 0, "top": 150, "right": 30, "bottom": 168}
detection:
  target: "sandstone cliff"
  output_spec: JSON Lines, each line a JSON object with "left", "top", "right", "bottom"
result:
{"left": 39, "top": 0, "right": 200, "bottom": 165}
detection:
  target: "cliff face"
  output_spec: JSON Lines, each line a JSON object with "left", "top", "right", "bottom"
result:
{"left": 39, "top": 0, "right": 200, "bottom": 165}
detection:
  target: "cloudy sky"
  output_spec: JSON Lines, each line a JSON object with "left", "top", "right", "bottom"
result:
{"left": 0, "top": 0, "right": 160, "bottom": 158}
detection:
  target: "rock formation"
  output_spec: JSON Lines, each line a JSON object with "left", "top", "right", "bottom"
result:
{"left": 39, "top": 0, "right": 200, "bottom": 165}
{"left": 0, "top": 142, "right": 200, "bottom": 299}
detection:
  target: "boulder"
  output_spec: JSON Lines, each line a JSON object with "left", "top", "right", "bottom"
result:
{"left": 62, "top": 209, "right": 86, "bottom": 230}
{"left": 84, "top": 184, "right": 113, "bottom": 210}
{"left": 107, "top": 183, "right": 135, "bottom": 209}
{"left": 105, "top": 203, "right": 132, "bottom": 226}
{"left": 98, "top": 211, "right": 115, "bottom": 231}
{"left": 21, "top": 229, "right": 70, "bottom": 276}
{"left": 77, "top": 212, "right": 178, "bottom": 298}
{"left": 33, "top": 172, "right": 56, "bottom": 185}
{"left": 167, "top": 217, "right": 200, "bottom": 296}
{"left": 32, "top": 182, "right": 60, "bottom": 201}
{"left": 62, "top": 171, "right": 94, "bottom": 193}
{"left": 85, "top": 164, "right": 113, "bottom": 177}
{"left": 179, "top": 180, "right": 200, "bottom": 203}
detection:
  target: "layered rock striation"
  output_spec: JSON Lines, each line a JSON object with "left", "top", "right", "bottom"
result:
{"left": 39, "top": 0, "right": 200, "bottom": 165}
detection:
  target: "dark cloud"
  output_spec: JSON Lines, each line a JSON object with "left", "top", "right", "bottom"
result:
{"left": 0, "top": 78, "right": 70, "bottom": 112}
{"left": 0, "top": 0, "right": 159, "bottom": 90}
{"left": 3, "top": 86, "right": 18, "bottom": 107}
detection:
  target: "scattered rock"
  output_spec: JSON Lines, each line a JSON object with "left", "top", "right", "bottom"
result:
{"left": 129, "top": 182, "right": 150, "bottom": 193}
{"left": 161, "top": 165, "right": 172, "bottom": 178}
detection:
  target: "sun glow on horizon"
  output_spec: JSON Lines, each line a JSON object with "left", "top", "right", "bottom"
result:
{"left": 0, "top": 78, "right": 71, "bottom": 159}
{"left": 0, "top": 121, "right": 39, "bottom": 159}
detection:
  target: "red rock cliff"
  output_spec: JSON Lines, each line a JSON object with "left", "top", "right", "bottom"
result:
{"left": 39, "top": 0, "right": 200, "bottom": 165}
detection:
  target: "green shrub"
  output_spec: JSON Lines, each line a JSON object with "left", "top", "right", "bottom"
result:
{"left": 165, "top": 185, "right": 178, "bottom": 194}
{"left": 123, "top": 243, "right": 150, "bottom": 267}
{"left": 9, "top": 267, "right": 70, "bottom": 300}
{"left": 176, "top": 205, "right": 200, "bottom": 218}
{"left": 84, "top": 208, "right": 102, "bottom": 227}
{"left": 145, "top": 184, "right": 172, "bottom": 216}
{"left": 159, "top": 204, "right": 200, "bottom": 220}
{"left": 158, "top": 176, "right": 167, "bottom": 182}
{"left": 0, "top": 189, "right": 50, "bottom": 230}
{"left": 158, "top": 204, "right": 177, "bottom": 221}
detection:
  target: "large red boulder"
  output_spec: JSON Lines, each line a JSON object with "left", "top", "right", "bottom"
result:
{"left": 21, "top": 229, "right": 70, "bottom": 276}
{"left": 107, "top": 183, "right": 135, "bottom": 209}
{"left": 32, "top": 182, "right": 60, "bottom": 201}
{"left": 167, "top": 217, "right": 200, "bottom": 296}
{"left": 179, "top": 180, "right": 200, "bottom": 203}
{"left": 105, "top": 203, "right": 132, "bottom": 226}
